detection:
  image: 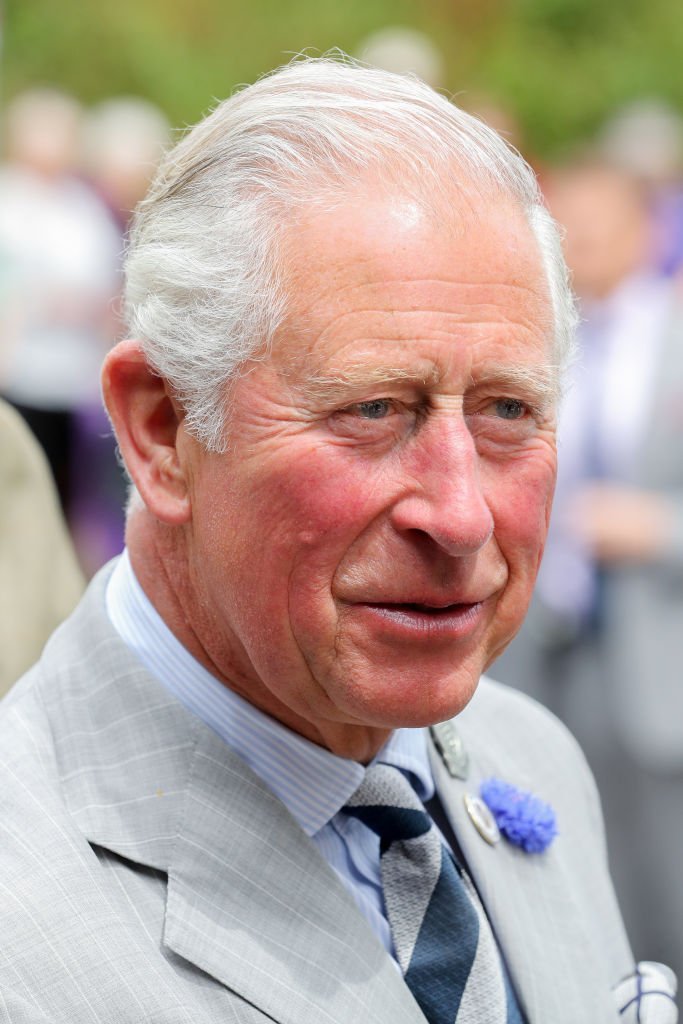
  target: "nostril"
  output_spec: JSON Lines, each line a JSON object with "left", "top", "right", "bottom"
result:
{"left": 391, "top": 497, "right": 494, "bottom": 558}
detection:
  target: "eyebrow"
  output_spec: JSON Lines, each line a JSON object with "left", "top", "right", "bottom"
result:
{"left": 472, "top": 364, "right": 561, "bottom": 407}
{"left": 291, "top": 360, "right": 560, "bottom": 408}
{"left": 291, "top": 363, "right": 442, "bottom": 404}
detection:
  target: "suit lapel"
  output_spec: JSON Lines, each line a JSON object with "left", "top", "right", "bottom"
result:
{"left": 49, "top": 566, "right": 424, "bottom": 1024}
{"left": 429, "top": 728, "right": 619, "bottom": 1024}
{"left": 163, "top": 724, "right": 425, "bottom": 1024}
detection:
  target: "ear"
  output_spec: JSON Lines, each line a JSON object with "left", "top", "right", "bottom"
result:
{"left": 102, "top": 339, "right": 191, "bottom": 525}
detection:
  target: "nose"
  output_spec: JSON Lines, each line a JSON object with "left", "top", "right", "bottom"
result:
{"left": 390, "top": 415, "right": 494, "bottom": 557}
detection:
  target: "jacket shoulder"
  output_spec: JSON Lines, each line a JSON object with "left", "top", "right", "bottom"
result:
{"left": 463, "top": 673, "right": 593, "bottom": 765}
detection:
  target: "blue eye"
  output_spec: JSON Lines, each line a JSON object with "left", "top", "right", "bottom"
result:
{"left": 495, "top": 398, "right": 526, "bottom": 420}
{"left": 356, "top": 399, "right": 392, "bottom": 419}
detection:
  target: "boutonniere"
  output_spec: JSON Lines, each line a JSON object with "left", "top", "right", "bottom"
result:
{"left": 480, "top": 778, "right": 558, "bottom": 853}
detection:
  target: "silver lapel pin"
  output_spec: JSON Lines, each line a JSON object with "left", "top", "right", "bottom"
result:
{"left": 430, "top": 721, "right": 470, "bottom": 780}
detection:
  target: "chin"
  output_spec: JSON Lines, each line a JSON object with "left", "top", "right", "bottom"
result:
{"left": 341, "top": 669, "right": 481, "bottom": 731}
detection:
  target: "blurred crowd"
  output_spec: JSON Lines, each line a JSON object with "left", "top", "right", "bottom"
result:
{"left": 2, "top": 32, "right": 683, "bottom": 994}
{"left": 0, "top": 86, "right": 170, "bottom": 575}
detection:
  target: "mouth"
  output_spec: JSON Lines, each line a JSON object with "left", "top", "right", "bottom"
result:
{"left": 367, "top": 601, "right": 474, "bottom": 614}
{"left": 349, "top": 599, "right": 487, "bottom": 641}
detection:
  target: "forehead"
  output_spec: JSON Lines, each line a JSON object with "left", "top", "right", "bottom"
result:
{"left": 272, "top": 187, "right": 553, "bottom": 379}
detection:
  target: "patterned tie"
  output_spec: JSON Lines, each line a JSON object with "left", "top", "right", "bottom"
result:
{"left": 345, "top": 763, "right": 523, "bottom": 1024}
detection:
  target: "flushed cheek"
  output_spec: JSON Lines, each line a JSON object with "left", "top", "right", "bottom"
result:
{"left": 243, "top": 447, "right": 396, "bottom": 622}
{"left": 472, "top": 459, "right": 555, "bottom": 671}
{"left": 253, "top": 443, "right": 394, "bottom": 549}
{"left": 487, "top": 453, "right": 556, "bottom": 578}
{"left": 260, "top": 440, "right": 385, "bottom": 524}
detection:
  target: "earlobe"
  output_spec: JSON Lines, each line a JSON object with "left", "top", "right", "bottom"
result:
{"left": 102, "top": 340, "right": 191, "bottom": 525}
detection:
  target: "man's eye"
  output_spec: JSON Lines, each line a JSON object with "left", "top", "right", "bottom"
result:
{"left": 354, "top": 399, "right": 393, "bottom": 419}
{"left": 494, "top": 398, "right": 526, "bottom": 420}
{"left": 328, "top": 396, "right": 415, "bottom": 443}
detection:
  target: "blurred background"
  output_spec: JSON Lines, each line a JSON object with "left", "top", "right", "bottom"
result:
{"left": 3, "top": 0, "right": 683, "bottom": 993}
{"left": 6, "top": 0, "right": 683, "bottom": 155}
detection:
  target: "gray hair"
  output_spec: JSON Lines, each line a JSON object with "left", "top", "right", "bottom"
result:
{"left": 125, "top": 54, "right": 576, "bottom": 453}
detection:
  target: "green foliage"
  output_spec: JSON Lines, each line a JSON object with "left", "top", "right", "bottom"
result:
{"left": 4, "top": 0, "right": 683, "bottom": 156}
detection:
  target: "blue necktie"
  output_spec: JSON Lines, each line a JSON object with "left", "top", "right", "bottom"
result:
{"left": 345, "top": 763, "right": 523, "bottom": 1024}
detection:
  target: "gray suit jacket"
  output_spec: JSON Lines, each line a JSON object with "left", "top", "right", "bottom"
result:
{"left": 0, "top": 563, "right": 633, "bottom": 1023}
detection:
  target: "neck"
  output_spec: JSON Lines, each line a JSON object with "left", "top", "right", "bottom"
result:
{"left": 125, "top": 510, "right": 392, "bottom": 764}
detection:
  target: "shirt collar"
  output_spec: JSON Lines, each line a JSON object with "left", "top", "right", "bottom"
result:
{"left": 106, "top": 550, "right": 434, "bottom": 835}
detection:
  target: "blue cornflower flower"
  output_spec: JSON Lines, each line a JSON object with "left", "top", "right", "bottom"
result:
{"left": 480, "top": 778, "right": 558, "bottom": 853}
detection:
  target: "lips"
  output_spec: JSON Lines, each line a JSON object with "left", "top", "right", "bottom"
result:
{"left": 365, "top": 600, "right": 474, "bottom": 614}
{"left": 348, "top": 589, "right": 491, "bottom": 610}
{"left": 343, "top": 597, "right": 489, "bottom": 642}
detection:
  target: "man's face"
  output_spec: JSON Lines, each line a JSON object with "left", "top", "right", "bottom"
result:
{"left": 179, "top": 188, "right": 557, "bottom": 758}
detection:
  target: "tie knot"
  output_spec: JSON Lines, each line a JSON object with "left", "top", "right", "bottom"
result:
{"left": 345, "top": 763, "right": 432, "bottom": 845}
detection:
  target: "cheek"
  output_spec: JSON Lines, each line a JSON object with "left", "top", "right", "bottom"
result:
{"left": 220, "top": 447, "right": 394, "bottom": 636}
{"left": 486, "top": 450, "right": 557, "bottom": 570}
{"left": 252, "top": 446, "right": 391, "bottom": 551}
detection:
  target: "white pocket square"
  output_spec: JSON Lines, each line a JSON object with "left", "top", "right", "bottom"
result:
{"left": 614, "top": 961, "right": 677, "bottom": 1022}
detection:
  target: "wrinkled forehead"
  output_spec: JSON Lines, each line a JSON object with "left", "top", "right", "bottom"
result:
{"left": 276, "top": 184, "right": 553, "bottom": 346}
{"left": 287, "top": 172, "right": 542, "bottom": 259}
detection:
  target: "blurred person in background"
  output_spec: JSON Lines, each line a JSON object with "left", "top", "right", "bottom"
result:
{"left": 0, "top": 87, "right": 121, "bottom": 533}
{"left": 597, "top": 99, "right": 683, "bottom": 279}
{"left": 81, "top": 96, "right": 171, "bottom": 235}
{"left": 356, "top": 26, "right": 445, "bottom": 88}
{"left": 0, "top": 397, "right": 84, "bottom": 696}
{"left": 496, "top": 157, "right": 683, "bottom": 979}
{"left": 68, "top": 97, "right": 171, "bottom": 573}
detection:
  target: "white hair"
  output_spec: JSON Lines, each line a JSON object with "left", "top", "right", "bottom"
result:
{"left": 125, "top": 54, "right": 576, "bottom": 453}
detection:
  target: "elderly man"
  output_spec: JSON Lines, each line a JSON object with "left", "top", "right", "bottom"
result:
{"left": 0, "top": 58, "right": 674, "bottom": 1024}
